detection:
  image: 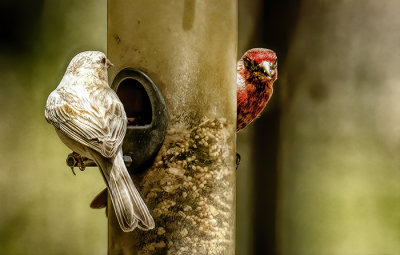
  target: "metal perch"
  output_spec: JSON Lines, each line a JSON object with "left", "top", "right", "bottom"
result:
{"left": 66, "top": 154, "right": 132, "bottom": 168}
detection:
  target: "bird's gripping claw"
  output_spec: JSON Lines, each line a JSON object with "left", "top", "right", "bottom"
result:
{"left": 66, "top": 152, "right": 86, "bottom": 175}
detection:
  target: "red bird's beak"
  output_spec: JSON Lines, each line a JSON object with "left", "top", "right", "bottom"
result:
{"left": 261, "top": 61, "right": 276, "bottom": 78}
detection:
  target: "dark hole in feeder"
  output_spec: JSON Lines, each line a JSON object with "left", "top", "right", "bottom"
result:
{"left": 117, "top": 78, "right": 152, "bottom": 126}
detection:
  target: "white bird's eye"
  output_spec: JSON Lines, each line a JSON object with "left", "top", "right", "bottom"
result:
{"left": 101, "top": 57, "right": 107, "bottom": 65}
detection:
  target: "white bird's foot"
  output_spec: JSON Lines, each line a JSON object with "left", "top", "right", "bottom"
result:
{"left": 67, "top": 152, "right": 87, "bottom": 174}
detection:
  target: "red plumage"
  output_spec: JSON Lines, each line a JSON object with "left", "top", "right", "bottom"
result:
{"left": 237, "top": 48, "right": 278, "bottom": 131}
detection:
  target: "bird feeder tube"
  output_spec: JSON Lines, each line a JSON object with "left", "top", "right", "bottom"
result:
{"left": 107, "top": 1, "right": 237, "bottom": 254}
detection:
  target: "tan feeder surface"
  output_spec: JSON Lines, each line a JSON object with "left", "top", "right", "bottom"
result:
{"left": 107, "top": 1, "right": 237, "bottom": 254}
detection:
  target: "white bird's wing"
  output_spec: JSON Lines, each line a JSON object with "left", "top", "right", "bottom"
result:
{"left": 45, "top": 86, "right": 127, "bottom": 158}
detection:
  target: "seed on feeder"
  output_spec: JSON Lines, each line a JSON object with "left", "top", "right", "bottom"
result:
{"left": 131, "top": 118, "right": 234, "bottom": 254}
{"left": 157, "top": 227, "right": 166, "bottom": 235}
{"left": 156, "top": 241, "right": 166, "bottom": 248}
{"left": 180, "top": 228, "right": 188, "bottom": 237}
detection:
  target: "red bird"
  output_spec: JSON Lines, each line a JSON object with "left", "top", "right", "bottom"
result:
{"left": 236, "top": 48, "right": 278, "bottom": 131}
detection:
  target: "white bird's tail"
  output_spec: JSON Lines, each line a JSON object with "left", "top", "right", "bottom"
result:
{"left": 93, "top": 149, "right": 155, "bottom": 232}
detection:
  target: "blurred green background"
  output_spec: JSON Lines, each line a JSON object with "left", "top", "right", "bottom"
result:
{"left": 0, "top": 0, "right": 107, "bottom": 254}
{"left": 1, "top": 0, "right": 400, "bottom": 254}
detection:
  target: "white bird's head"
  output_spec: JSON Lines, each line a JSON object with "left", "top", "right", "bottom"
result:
{"left": 66, "top": 51, "right": 113, "bottom": 81}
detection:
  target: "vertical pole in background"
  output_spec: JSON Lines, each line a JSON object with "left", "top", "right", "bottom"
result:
{"left": 278, "top": 1, "right": 400, "bottom": 254}
{"left": 107, "top": 1, "right": 237, "bottom": 254}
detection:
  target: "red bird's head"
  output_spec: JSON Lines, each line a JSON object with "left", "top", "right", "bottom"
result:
{"left": 236, "top": 48, "right": 278, "bottom": 131}
{"left": 238, "top": 48, "right": 278, "bottom": 88}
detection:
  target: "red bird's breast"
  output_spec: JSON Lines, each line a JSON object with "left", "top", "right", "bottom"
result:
{"left": 237, "top": 80, "right": 273, "bottom": 131}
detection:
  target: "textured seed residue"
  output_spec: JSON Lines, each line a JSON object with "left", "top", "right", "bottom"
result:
{"left": 135, "top": 117, "right": 235, "bottom": 255}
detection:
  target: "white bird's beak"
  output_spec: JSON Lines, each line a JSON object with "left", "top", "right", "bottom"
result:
{"left": 106, "top": 58, "right": 114, "bottom": 68}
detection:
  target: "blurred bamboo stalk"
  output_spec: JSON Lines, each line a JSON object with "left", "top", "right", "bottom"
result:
{"left": 278, "top": 1, "right": 400, "bottom": 254}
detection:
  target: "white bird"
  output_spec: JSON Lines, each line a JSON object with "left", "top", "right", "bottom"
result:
{"left": 45, "top": 51, "right": 155, "bottom": 232}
